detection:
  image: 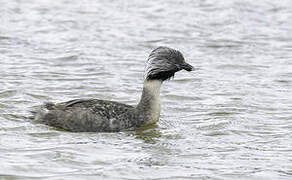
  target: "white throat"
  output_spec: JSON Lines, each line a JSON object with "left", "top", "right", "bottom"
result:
{"left": 137, "top": 80, "right": 162, "bottom": 125}
{"left": 144, "top": 80, "right": 161, "bottom": 99}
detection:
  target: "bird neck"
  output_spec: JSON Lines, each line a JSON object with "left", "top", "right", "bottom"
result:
{"left": 136, "top": 80, "right": 162, "bottom": 125}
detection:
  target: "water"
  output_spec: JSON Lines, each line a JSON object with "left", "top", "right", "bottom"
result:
{"left": 1, "top": 0, "right": 292, "bottom": 179}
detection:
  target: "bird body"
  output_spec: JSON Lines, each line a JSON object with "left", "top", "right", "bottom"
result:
{"left": 33, "top": 47, "right": 193, "bottom": 132}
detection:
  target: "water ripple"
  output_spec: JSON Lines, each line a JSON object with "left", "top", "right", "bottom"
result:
{"left": 0, "top": 0, "right": 292, "bottom": 179}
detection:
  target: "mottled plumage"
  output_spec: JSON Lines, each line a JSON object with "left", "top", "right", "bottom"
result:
{"left": 33, "top": 47, "right": 193, "bottom": 132}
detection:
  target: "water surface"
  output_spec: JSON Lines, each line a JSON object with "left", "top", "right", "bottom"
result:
{"left": 0, "top": 0, "right": 292, "bottom": 179}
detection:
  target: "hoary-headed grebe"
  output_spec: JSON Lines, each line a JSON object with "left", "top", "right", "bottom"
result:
{"left": 33, "top": 47, "right": 193, "bottom": 132}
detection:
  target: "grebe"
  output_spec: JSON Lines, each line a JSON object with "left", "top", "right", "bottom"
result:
{"left": 33, "top": 47, "right": 193, "bottom": 132}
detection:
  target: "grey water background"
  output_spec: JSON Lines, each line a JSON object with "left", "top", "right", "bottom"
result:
{"left": 0, "top": 0, "right": 292, "bottom": 179}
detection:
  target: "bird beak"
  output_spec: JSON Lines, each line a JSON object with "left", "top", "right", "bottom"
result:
{"left": 181, "top": 62, "right": 194, "bottom": 71}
